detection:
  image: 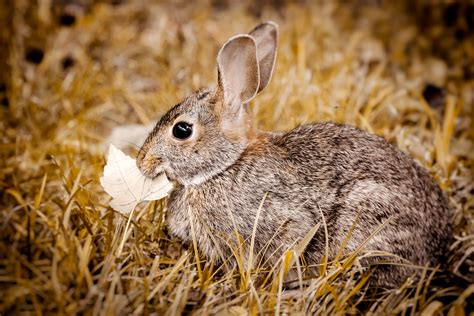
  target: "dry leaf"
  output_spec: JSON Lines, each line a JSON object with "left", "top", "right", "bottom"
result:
{"left": 100, "top": 144, "right": 173, "bottom": 214}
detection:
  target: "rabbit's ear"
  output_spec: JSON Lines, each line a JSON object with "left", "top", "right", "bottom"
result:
{"left": 249, "top": 21, "right": 278, "bottom": 93}
{"left": 217, "top": 35, "right": 259, "bottom": 108}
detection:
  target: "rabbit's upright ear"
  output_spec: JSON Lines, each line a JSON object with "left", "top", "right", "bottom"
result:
{"left": 249, "top": 22, "right": 278, "bottom": 93}
{"left": 217, "top": 35, "right": 259, "bottom": 108}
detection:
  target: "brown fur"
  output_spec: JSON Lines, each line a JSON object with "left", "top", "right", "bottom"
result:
{"left": 136, "top": 22, "right": 452, "bottom": 288}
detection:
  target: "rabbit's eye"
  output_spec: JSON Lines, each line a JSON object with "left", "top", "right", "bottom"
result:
{"left": 172, "top": 121, "right": 193, "bottom": 140}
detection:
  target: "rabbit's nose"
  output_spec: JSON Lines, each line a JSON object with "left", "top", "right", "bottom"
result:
{"left": 137, "top": 151, "right": 162, "bottom": 178}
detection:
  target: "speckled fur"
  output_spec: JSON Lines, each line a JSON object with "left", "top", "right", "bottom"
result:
{"left": 137, "top": 23, "right": 452, "bottom": 288}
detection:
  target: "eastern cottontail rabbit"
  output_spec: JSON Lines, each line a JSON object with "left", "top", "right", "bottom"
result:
{"left": 137, "top": 22, "right": 452, "bottom": 287}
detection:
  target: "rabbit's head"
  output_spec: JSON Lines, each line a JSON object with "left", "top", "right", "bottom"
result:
{"left": 137, "top": 22, "right": 278, "bottom": 186}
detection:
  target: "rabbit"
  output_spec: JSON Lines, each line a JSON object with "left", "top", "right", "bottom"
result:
{"left": 136, "top": 22, "right": 452, "bottom": 288}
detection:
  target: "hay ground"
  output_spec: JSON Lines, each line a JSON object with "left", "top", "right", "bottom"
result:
{"left": 1, "top": 0, "right": 473, "bottom": 314}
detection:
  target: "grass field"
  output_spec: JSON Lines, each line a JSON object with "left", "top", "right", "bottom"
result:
{"left": 1, "top": 0, "right": 473, "bottom": 314}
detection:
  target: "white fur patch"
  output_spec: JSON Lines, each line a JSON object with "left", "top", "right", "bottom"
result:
{"left": 183, "top": 173, "right": 210, "bottom": 187}
{"left": 347, "top": 180, "right": 393, "bottom": 205}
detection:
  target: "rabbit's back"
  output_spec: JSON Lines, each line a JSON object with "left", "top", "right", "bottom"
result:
{"left": 276, "top": 123, "right": 451, "bottom": 261}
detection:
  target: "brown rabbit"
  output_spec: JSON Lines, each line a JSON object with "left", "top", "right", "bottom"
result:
{"left": 137, "top": 22, "right": 452, "bottom": 288}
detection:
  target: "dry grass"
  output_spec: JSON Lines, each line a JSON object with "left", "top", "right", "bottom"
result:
{"left": 1, "top": 0, "right": 473, "bottom": 314}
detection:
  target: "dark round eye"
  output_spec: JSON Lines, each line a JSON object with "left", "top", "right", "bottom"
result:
{"left": 172, "top": 121, "right": 193, "bottom": 140}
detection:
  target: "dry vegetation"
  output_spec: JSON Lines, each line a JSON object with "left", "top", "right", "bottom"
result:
{"left": 1, "top": 0, "right": 473, "bottom": 314}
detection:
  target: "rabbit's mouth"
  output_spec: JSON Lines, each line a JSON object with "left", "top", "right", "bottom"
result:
{"left": 137, "top": 152, "right": 166, "bottom": 179}
{"left": 147, "top": 162, "right": 171, "bottom": 180}
{"left": 148, "top": 166, "right": 166, "bottom": 180}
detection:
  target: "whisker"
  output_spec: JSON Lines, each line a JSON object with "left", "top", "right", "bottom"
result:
{"left": 118, "top": 139, "right": 142, "bottom": 150}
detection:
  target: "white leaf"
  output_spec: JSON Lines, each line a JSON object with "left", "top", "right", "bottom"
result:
{"left": 100, "top": 144, "right": 173, "bottom": 214}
